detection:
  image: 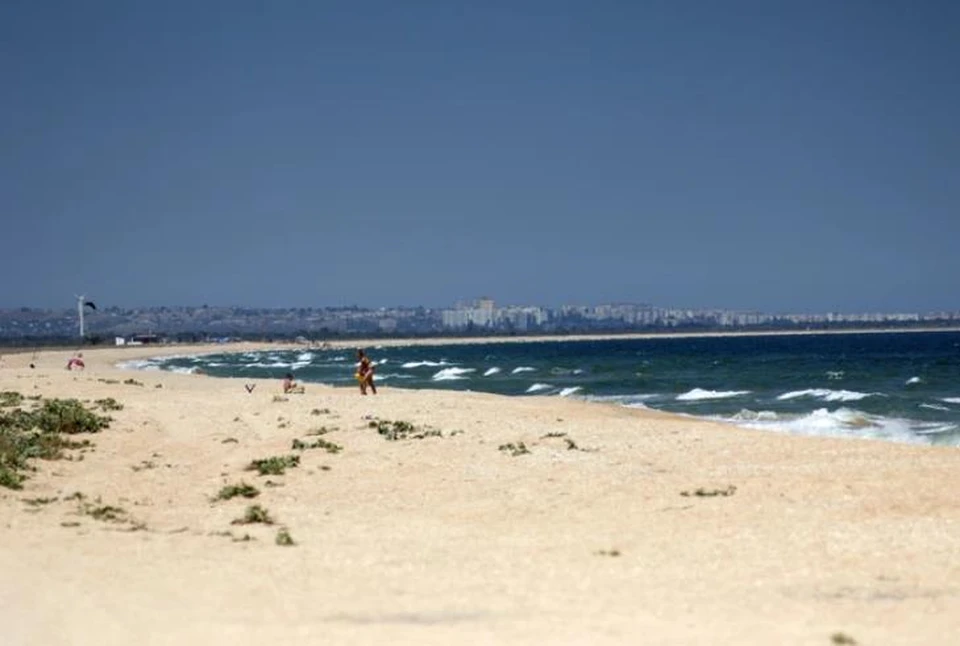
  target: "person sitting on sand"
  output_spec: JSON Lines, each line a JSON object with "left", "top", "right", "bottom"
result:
{"left": 356, "top": 349, "right": 377, "bottom": 395}
{"left": 282, "top": 372, "right": 304, "bottom": 394}
{"left": 66, "top": 353, "right": 85, "bottom": 371}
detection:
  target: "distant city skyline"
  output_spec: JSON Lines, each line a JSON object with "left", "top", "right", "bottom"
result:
{"left": 2, "top": 2, "right": 958, "bottom": 312}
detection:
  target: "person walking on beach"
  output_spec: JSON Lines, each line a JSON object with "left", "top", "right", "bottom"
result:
{"left": 356, "top": 349, "right": 377, "bottom": 395}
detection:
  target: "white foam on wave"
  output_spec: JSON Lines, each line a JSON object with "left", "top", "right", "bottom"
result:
{"left": 511, "top": 366, "right": 536, "bottom": 374}
{"left": 728, "top": 409, "right": 780, "bottom": 422}
{"left": 402, "top": 360, "right": 450, "bottom": 369}
{"left": 116, "top": 359, "right": 163, "bottom": 371}
{"left": 483, "top": 367, "right": 501, "bottom": 376}
{"left": 777, "top": 389, "right": 875, "bottom": 403}
{"left": 920, "top": 403, "right": 951, "bottom": 412}
{"left": 526, "top": 383, "right": 553, "bottom": 393}
{"left": 558, "top": 386, "right": 582, "bottom": 397}
{"left": 942, "top": 398, "right": 960, "bottom": 405}
{"left": 432, "top": 367, "right": 475, "bottom": 381}
{"left": 373, "top": 373, "right": 414, "bottom": 382}
{"left": 583, "top": 393, "right": 661, "bottom": 407}
{"left": 296, "top": 352, "right": 314, "bottom": 362}
{"left": 168, "top": 366, "right": 200, "bottom": 375}
{"left": 906, "top": 376, "right": 922, "bottom": 385}
{"left": 676, "top": 388, "right": 750, "bottom": 402}
{"left": 725, "top": 407, "right": 958, "bottom": 445}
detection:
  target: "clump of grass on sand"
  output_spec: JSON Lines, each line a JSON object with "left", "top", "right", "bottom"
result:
{"left": 0, "top": 391, "right": 24, "bottom": 408}
{"left": 93, "top": 397, "right": 124, "bottom": 411}
{"left": 681, "top": 485, "right": 737, "bottom": 498}
{"left": 0, "top": 398, "right": 109, "bottom": 490}
{"left": 123, "top": 378, "right": 144, "bottom": 387}
{"left": 275, "top": 528, "right": 295, "bottom": 546}
{"left": 214, "top": 482, "right": 260, "bottom": 501}
{"left": 292, "top": 437, "right": 342, "bottom": 454}
{"left": 246, "top": 455, "right": 300, "bottom": 476}
{"left": 231, "top": 504, "right": 274, "bottom": 525}
{"left": 498, "top": 442, "right": 530, "bottom": 457}
{"left": 370, "top": 419, "right": 443, "bottom": 441}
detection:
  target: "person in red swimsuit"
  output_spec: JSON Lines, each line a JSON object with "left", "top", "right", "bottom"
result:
{"left": 356, "top": 349, "right": 377, "bottom": 395}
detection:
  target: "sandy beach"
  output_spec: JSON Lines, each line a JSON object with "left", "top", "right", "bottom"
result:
{"left": 2, "top": 342, "right": 959, "bottom": 645}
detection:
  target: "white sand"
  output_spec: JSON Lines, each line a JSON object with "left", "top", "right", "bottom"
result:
{"left": 1, "top": 343, "right": 959, "bottom": 645}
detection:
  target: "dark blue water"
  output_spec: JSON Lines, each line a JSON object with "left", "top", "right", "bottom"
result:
{"left": 128, "top": 331, "right": 960, "bottom": 446}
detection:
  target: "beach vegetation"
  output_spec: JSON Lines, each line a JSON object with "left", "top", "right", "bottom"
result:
{"left": 0, "top": 398, "right": 108, "bottom": 489}
{"left": 215, "top": 482, "right": 260, "bottom": 501}
{"left": 680, "top": 485, "right": 737, "bottom": 498}
{"left": 292, "top": 437, "right": 342, "bottom": 454}
{"left": 246, "top": 455, "right": 300, "bottom": 476}
{"left": 0, "top": 391, "right": 24, "bottom": 407}
{"left": 596, "top": 549, "right": 621, "bottom": 557}
{"left": 372, "top": 419, "right": 442, "bottom": 441}
{"left": 541, "top": 431, "right": 567, "bottom": 438}
{"left": 311, "top": 407, "right": 331, "bottom": 416}
{"left": 93, "top": 397, "right": 124, "bottom": 411}
{"left": 123, "top": 378, "right": 144, "bottom": 387}
{"left": 22, "top": 496, "right": 58, "bottom": 506}
{"left": 232, "top": 504, "right": 274, "bottom": 525}
{"left": 82, "top": 503, "right": 127, "bottom": 522}
{"left": 831, "top": 632, "right": 857, "bottom": 645}
{"left": 305, "top": 426, "right": 336, "bottom": 436}
{"left": 498, "top": 442, "right": 530, "bottom": 456}
{"left": 275, "top": 527, "right": 295, "bottom": 546}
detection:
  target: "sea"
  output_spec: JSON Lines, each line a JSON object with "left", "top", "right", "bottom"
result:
{"left": 122, "top": 331, "right": 960, "bottom": 447}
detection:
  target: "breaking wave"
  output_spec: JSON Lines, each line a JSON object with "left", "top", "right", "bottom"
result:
{"left": 777, "top": 389, "right": 875, "bottom": 403}
{"left": 676, "top": 388, "right": 750, "bottom": 402}
{"left": 432, "top": 367, "right": 475, "bottom": 381}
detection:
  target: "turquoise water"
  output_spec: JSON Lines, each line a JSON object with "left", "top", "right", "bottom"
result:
{"left": 127, "top": 331, "right": 960, "bottom": 446}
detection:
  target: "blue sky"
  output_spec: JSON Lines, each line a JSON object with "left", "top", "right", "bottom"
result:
{"left": 2, "top": 1, "right": 958, "bottom": 313}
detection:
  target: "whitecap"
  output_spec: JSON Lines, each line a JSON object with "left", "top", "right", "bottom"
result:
{"left": 402, "top": 360, "right": 449, "bottom": 369}
{"left": 723, "top": 407, "right": 959, "bottom": 445}
{"left": 942, "top": 397, "right": 960, "bottom": 405}
{"left": 558, "top": 386, "right": 582, "bottom": 397}
{"left": 676, "top": 388, "right": 750, "bottom": 402}
{"left": 483, "top": 367, "right": 501, "bottom": 376}
{"left": 296, "top": 352, "right": 314, "bottom": 362}
{"left": 432, "top": 367, "right": 475, "bottom": 381}
{"left": 906, "top": 376, "right": 922, "bottom": 385}
{"left": 777, "top": 389, "right": 874, "bottom": 403}
{"left": 511, "top": 366, "right": 536, "bottom": 374}
{"left": 920, "top": 403, "right": 951, "bottom": 412}
{"left": 584, "top": 393, "right": 661, "bottom": 406}
{"left": 526, "top": 383, "right": 553, "bottom": 393}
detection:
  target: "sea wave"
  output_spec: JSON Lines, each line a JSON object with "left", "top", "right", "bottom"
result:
{"left": 511, "top": 366, "right": 536, "bottom": 374}
{"left": 676, "top": 388, "right": 750, "bottom": 402}
{"left": 559, "top": 386, "right": 582, "bottom": 397}
{"left": 583, "top": 393, "right": 662, "bottom": 407}
{"left": 725, "top": 407, "right": 959, "bottom": 445}
{"left": 920, "top": 403, "right": 951, "bottom": 412}
{"left": 526, "top": 383, "right": 553, "bottom": 393}
{"left": 432, "top": 367, "right": 475, "bottom": 381}
{"left": 402, "top": 360, "right": 449, "bottom": 369}
{"left": 777, "top": 388, "right": 875, "bottom": 403}
{"left": 483, "top": 367, "right": 501, "bottom": 376}
{"left": 943, "top": 397, "right": 960, "bottom": 405}
{"left": 905, "top": 376, "right": 922, "bottom": 385}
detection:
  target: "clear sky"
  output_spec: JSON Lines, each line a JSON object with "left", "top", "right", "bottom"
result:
{"left": 2, "top": 1, "right": 958, "bottom": 313}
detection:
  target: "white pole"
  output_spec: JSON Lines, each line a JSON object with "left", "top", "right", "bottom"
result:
{"left": 77, "top": 294, "right": 85, "bottom": 339}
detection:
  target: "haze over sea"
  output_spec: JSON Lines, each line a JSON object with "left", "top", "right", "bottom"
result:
{"left": 128, "top": 331, "right": 960, "bottom": 447}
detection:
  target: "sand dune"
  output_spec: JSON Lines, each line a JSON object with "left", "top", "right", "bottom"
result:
{"left": 2, "top": 343, "right": 959, "bottom": 645}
